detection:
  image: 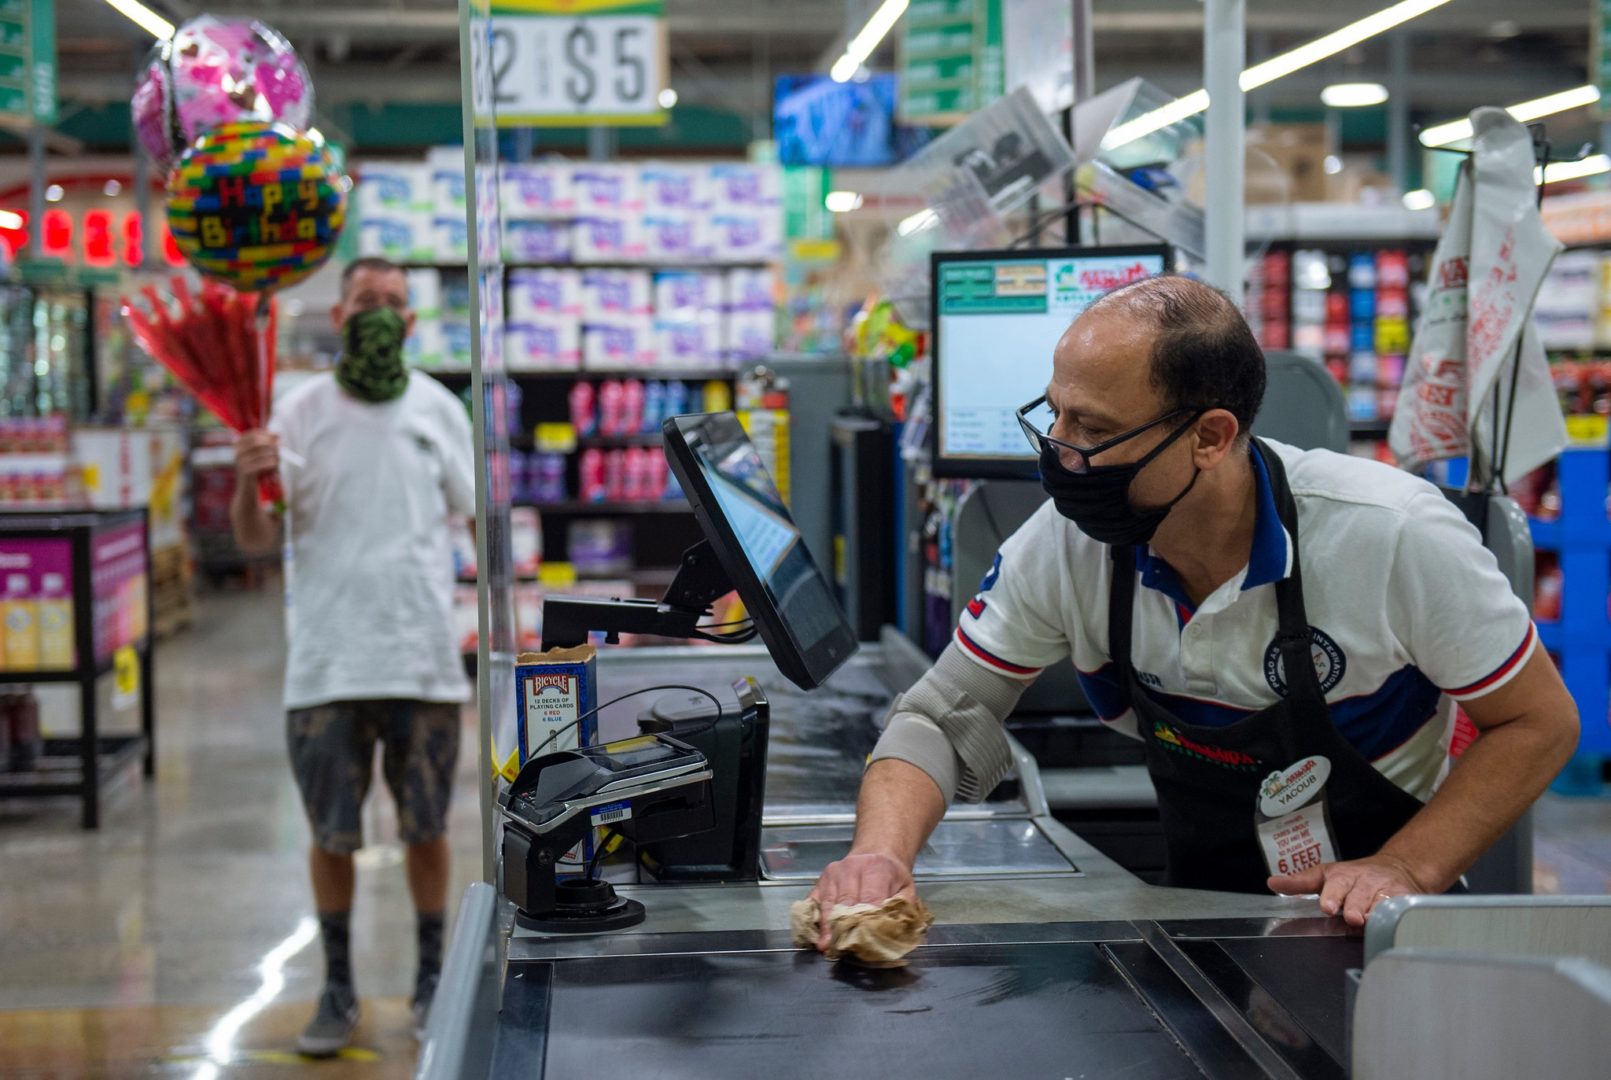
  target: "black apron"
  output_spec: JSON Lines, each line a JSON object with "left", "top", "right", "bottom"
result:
{"left": 1109, "top": 439, "right": 1426, "bottom": 893}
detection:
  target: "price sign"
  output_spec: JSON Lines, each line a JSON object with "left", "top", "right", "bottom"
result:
{"left": 481, "top": 1, "right": 666, "bottom": 127}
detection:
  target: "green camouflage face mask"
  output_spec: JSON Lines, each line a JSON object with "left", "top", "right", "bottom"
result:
{"left": 336, "top": 307, "right": 409, "bottom": 403}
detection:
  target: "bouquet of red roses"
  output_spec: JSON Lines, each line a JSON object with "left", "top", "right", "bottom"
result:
{"left": 123, "top": 277, "right": 283, "bottom": 507}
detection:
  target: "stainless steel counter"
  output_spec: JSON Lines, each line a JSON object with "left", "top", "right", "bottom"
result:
{"left": 424, "top": 640, "right": 1359, "bottom": 1080}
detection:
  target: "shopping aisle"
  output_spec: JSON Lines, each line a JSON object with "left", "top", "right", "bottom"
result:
{"left": 0, "top": 585, "right": 484, "bottom": 1077}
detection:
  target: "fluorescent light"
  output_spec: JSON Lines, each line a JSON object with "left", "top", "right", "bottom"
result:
{"left": 897, "top": 208, "right": 937, "bottom": 236}
{"left": 1402, "top": 188, "right": 1436, "bottom": 210}
{"left": 1419, "top": 84, "right": 1602, "bottom": 148}
{"left": 658, "top": 87, "right": 678, "bottom": 109}
{"left": 1322, "top": 82, "right": 1389, "bottom": 108}
{"left": 831, "top": 0, "right": 909, "bottom": 83}
{"left": 0, "top": 210, "right": 22, "bottom": 230}
{"left": 1102, "top": 90, "right": 1210, "bottom": 151}
{"left": 825, "top": 190, "right": 864, "bottom": 213}
{"left": 1102, "top": 0, "right": 1451, "bottom": 151}
{"left": 1244, "top": 0, "right": 1449, "bottom": 90}
{"left": 1324, "top": 155, "right": 1344, "bottom": 175}
{"left": 101, "top": 0, "right": 175, "bottom": 39}
{"left": 1538, "top": 154, "right": 1611, "bottom": 185}
{"left": 44, "top": 185, "right": 63, "bottom": 203}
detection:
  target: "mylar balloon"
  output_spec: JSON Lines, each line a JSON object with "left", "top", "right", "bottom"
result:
{"left": 131, "top": 45, "right": 173, "bottom": 167}
{"left": 131, "top": 15, "right": 313, "bottom": 170}
{"left": 167, "top": 121, "right": 349, "bottom": 294}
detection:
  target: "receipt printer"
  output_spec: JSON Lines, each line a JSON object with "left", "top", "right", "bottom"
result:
{"left": 500, "top": 733, "right": 714, "bottom": 932}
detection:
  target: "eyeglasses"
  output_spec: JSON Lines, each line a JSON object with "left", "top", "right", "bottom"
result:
{"left": 1016, "top": 395, "right": 1204, "bottom": 474}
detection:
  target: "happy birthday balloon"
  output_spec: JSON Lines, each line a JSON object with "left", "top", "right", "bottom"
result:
{"left": 131, "top": 45, "right": 173, "bottom": 167}
{"left": 131, "top": 16, "right": 313, "bottom": 170}
{"left": 167, "top": 121, "right": 349, "bottom": 294}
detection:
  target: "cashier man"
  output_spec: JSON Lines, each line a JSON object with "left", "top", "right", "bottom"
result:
{"left": 813, "top": 275, "right": 1578, "bottom": 935}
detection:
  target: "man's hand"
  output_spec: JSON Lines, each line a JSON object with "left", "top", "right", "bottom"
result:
{"left": 230, "top": 429, "right": 282, "bottom": 555}
{"left": 235, "top": 429, "right": 280, "bottom": 481}
{"left": 1268, "top": 852, "right": 1428, "bottom": 927}
{"left": 808, "top": 851, "right": 916, "bottom": 952}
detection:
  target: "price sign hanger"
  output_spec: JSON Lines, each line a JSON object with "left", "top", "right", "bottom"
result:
{"left": 481, "top": 1, "right": 669, "bottom": 128}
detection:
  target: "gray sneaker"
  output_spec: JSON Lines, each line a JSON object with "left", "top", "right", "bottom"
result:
{"left": 297, "top": 985, "right": 359, "bottom": 1058}
{"left": 412, "top": 973, "right": 439, "bottom": 1042}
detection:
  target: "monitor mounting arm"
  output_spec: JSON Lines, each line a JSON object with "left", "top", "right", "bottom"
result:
{"left": 541, "top": 540, "right": 734, "bottom": 649}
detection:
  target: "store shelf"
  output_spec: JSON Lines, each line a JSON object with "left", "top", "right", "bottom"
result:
{"left": 400, "top": 260, "right": 772, "bottom": 272}
{"left": 1525, "top": 447, "right": 1611, "bottom": 768}
{"left": 578, "top": 434, "right": 666, "bottom": 448}
{"left": 507, "top": 433, "right": 665, "bottom": 449}
{"left": 1348, "top": 420, "right": 1394, "bottom": 440}
{"left": 0, "top": 735, "right": 146, "bottom": 799}
{"left": 516, "top": 500, "right": 689, "bottom": 514}
{"left": 426, "top": 367, "right": 740, "bottom": 380}
{"left": 456, "top": 567, "right": 682, "bottom": 588}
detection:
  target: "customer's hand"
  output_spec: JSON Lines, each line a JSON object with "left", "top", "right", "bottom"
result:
{"left": 808, "top": 851, "right": 916, "bottom": 952}
{"left": 234, "top": 430, "right": 280, "bottom": 481}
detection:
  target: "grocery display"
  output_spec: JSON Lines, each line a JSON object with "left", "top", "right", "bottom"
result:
{"left": 1249, "top": 242, "right": 1429, "bottom": 433}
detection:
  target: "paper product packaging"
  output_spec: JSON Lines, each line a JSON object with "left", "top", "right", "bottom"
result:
{"left": 501, "top": 162, "right": 576, "bottom": 220}
{"left": 515, "top": 645, "right": 599, "bottom": 874}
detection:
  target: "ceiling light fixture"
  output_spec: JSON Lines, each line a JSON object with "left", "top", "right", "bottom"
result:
{"left": 1419, "top": 84, "right": 1602, "bottom": 148}
{"left": 825, "top": 190, "right": 864, "bottom": 213}
{"left": 1402, "top": 188, "right": 1436, "bottom": 210}
{"left": 658, "top": 88, "right": 678, "bottom": 110}
{"left": 1322, "top": 82, "right": 1389, "bottom": 108}
{"left": 897, "top": 208, "right": 937, "bottom": 236}
{"left": 44, "top": 184, "right": 63, "bottom": 203}
{"left": 1102, "top": 0, "right": 1451, "bottom": 151}
{"left": 831, "top": 0, "right": 909, "bottom": 83}
{"left": 101, "top": 0, "right": 175, "bottom": 40}
{"left": 103, "top": 180, "right": 122, "bottom": 197}
{"left": 1538, "top": 154, "right": 1611, "bottom": 186}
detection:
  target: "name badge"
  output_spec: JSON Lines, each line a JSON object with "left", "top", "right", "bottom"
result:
{"left": 1255, "top": 755, "right": 1338, "bottom": 877}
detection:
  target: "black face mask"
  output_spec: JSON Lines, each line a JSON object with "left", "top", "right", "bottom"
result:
{"left": 1039, "top": 416, "right": 1201, "bottom": 546}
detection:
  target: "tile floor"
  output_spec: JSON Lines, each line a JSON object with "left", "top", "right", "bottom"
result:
{"left": 0, "top": 587, "right": 1608, "bottom": 1077}
{"left": 0, "top": 589, "right": 484, "bottom": 1078}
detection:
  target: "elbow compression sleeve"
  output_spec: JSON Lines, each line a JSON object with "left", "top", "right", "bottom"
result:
{"left": 868, "top": 642, "right": 1034, "bottom": 804}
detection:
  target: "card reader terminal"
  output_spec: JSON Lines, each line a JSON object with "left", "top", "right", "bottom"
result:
{"left": 499, "top": 734, "right": 716, "bottom": 932}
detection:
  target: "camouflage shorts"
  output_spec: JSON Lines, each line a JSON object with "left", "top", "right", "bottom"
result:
{"left": 286, "top": 699, "right": 461, "bottom": 854}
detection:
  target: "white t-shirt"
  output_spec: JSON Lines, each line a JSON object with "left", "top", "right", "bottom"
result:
{"left": 270, "top": 372, "right": 476, "bottom": 710}
{"left": 956, "top": 438, "right": 1537, "bottom": 802}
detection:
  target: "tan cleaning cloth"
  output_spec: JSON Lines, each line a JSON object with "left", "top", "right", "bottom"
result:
{"left": 789, "top": 896, "right": 935, "bottom": 968}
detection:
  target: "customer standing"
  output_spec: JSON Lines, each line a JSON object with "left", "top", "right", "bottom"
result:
{"left": 231, "top": 256, "right": 477, "bottom": 1055}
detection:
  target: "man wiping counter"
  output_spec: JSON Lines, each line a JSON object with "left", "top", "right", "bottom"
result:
{"left": 812, "top": 275, "right": 1578, "bottom": 937}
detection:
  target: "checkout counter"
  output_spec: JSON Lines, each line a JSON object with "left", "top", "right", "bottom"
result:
{"left": 418, "top": 411, "right": 1437, "bottom": 1080}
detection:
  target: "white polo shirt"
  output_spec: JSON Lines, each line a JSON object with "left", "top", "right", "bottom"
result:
{"left": 956, "top": 438, "right": 1537, "bottom": 801}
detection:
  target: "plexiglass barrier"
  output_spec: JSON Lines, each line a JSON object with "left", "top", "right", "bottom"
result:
{"left": 461, "top": 0, "right": 518, "bottom": 882}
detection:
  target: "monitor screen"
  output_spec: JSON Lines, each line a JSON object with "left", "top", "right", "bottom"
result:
{"left": 774, "top": 74, "right": 899, "bottom": 167}
{"left": 931, "top": 245, "right": 1171, "bottom": 478}
{"left": 662, "top": 413, "right": 858, "bottom": 691}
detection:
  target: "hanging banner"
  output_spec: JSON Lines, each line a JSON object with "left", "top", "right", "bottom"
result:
{"left": 0, "top": 0, "right": 55, "bottom": 126}
{"left": 481, "top": 0, "right": 667, "bottom": 127}
{"left": 899, "top": 0, "right": 1003, "bottom": 126}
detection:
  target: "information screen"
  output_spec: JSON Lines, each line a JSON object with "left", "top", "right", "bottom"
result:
{"left": 932, "top": 246, "right": 1169, "bottom": 477}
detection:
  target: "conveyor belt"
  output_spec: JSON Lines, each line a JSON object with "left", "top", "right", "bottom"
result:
{"left": 488, "top": 920, "right": 1358, "bottom": 1080}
